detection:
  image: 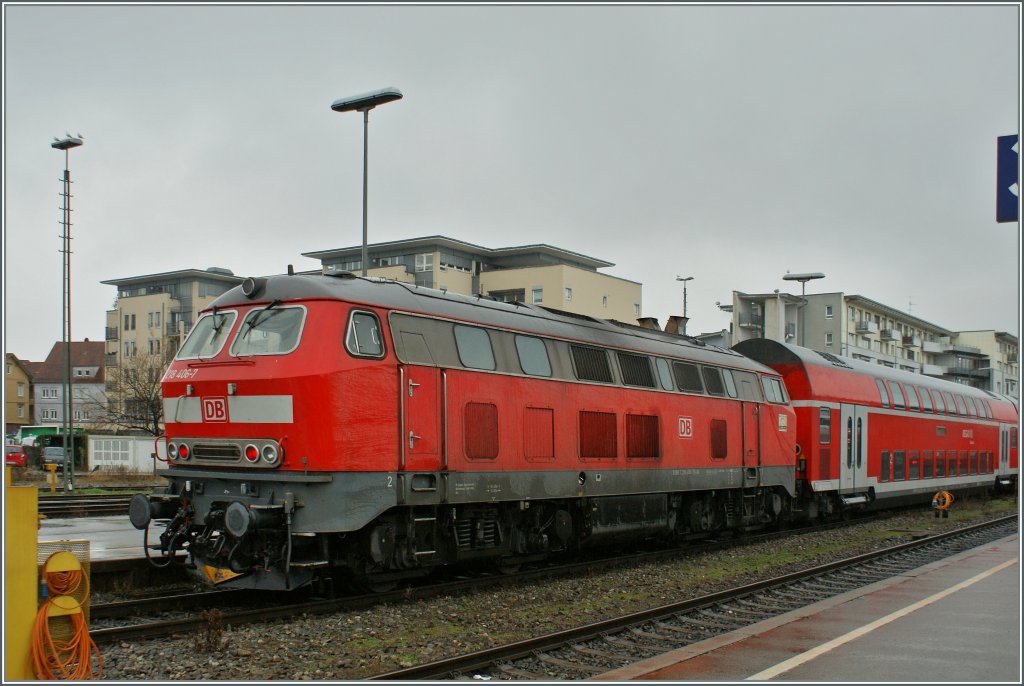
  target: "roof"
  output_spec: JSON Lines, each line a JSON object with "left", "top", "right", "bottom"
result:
{"left": 4, "top": 353, "right": 34, "bottom": 379}
{"left": 301, "top": 235, "right": 615, "bottom": 270}
{"left": 32, "top": 341, "right": 106, "bottom": 384}
{"left": 101, "top": 268, "right": 243, "bottom": 288}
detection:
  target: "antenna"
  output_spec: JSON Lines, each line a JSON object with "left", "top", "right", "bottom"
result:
{"left": 908, "top": 296, "right": 915, "bottom": 314}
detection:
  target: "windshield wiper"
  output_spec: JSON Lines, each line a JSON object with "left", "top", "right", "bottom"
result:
{"left": 241, "top": 300, "right": 282, "bottom": 340}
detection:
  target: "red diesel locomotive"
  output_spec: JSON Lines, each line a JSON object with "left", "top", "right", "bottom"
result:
{"left": 129, "top": 272, "right": 1018, "bottom": 591}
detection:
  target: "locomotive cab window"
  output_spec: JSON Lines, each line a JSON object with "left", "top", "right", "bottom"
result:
{"left": 230, "top": 305, "right": 305, "bottom": 357}
{"left": 761, "top": 377, "right": 787, "bottom": 404}
{"left": 515, "top": 335, "right": 551, "bottom": 377}
{"left": 346, "top": 311, "right": 385, "bottom": 358}
{"left": 176, "top": 310, "right": 238, "bottom": 359}
{"left": 454, "top": 325, "right": 496, "bottom": 370}
{"left": 721, "top": 369, "right": 739, "bottom": 398}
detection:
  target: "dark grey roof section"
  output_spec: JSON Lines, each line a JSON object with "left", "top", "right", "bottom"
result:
{"left": 301, "top": 235, "right": 616, "bottom": 271}
{"left": 209, "top": 273, "right": 765, "bottom": 372}
{"left": 734, "top": 338, "right": 996, "bottom": 400}
{"left": 101, "top": 268, "right": 243, "bottom": 287}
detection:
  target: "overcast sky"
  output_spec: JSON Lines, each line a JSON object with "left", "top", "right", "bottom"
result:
{"left": 3, "top": 3, "right": 1020, "bottom": 363}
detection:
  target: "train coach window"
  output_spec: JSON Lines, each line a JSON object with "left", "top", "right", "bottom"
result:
{"left": 906, "top": 387, "right": 920, "bottom": 411}
{"left": 230, "top": 306, "right": 305, "bottom": 357}
{"left": 919, "top": 387, "right": 934, "bottom": 413}
{"left": 943, "top": 391, "right": 958, "bottom": 415}
{"left": 930, "top": 389, "right": 946, "bottom": 414}
{"left": 880, "top": 451, "right": 890, "bottom": 482}
{"left": 655, "top": 358, "right": 674, "bottom": 391}
{"left": 617, "top": 352, "right": 656, "bottom": 388}
{"left": 761, "top": 377, "right": 787, "bottom": 404}
{"left": 721, "top": 369, "right": 739, "bottom": 398}
{"left": 346, "top": 311, "right": 385, "bottom": 358}
{"left": 965, "top": 397, "right": 978, "bottom": 417}
{"left": 454, "top": 325, "right": 496, "bottom": 371}
{"left": 819, "top": 407, "right": 831, "bottom": 444}
{"left": 702, "top": 367, "right": 727, "bottom": 396}
{"left": 673, "top": 362, "right": 704, "bottom": 394}
{"left": 875, "top": 380, "right": 890, "bottom": 408}
{"left": 176, "top": 310, "right": 237, "bottom": 359}
{"left": 923, "top": 451, "right": 933, "bottom": 478}
{"left": 571, "top": 345, "right": 613, "bottom": 383}
{"left": 981, "top": 400, "right": 993, "bottom": 419}
{"left": 889, "top": 383, "right": 906, "bottom": 409}
{"left": 935, "top": 451, "right": 946, "bottom": 477}
{"left": 959, "top": 451, "right": 969, "bottom": 476}
{"left": 954, "top": 395, "right": 969, "bottom": 416}
{"left": 893, "top": 450, "right": 906, "bottom": 480}
{"left": 515, "top": 335, "right": 551, "bottom": 377}
{"left": 909, "top": 451, "right": 920, "bottom": 479}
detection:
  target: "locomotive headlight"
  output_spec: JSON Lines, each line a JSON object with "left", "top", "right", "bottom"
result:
{"left": 244, "top": 444, "right": 260, "bottom": 463}
{"left": 168, "top": 443, "right": 178, "bottom": 461}
{"left": 261, "top": 444, "right": 280, "bottom": 465}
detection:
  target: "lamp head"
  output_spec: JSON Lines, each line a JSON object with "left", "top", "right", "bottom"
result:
{"left": 331, "top": 87, "right": 403, "bottom": 113}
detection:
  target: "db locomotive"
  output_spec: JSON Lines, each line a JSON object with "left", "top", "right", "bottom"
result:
{"left": 129, "top": 272, "right": 1019, "bottom": 591}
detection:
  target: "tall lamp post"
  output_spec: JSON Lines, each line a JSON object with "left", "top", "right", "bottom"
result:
{"left": 676, "top": 276, "right": 694, "bottom": 335}
{"left": 52, "top": 133, "right": 83, "bottom": 492}
{"left": 782, "top": 271, "right": 825, "bottom": 347}
{"left": 331, "top": 87, "right": 403, "bottom": 277}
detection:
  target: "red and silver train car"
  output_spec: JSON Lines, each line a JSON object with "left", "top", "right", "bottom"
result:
{"left": 131, "top": 272, "right": 798, "bottom": 591}
{"left": 735, "top": 339, "right": 1019, "bottom": 517}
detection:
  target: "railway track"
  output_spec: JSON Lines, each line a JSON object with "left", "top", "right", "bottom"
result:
{"left": 86, "top": 512, "right": 1013, "bottom": 648}
{"left": 38, "top": 493, "right": 135, "bottom": 518}
{"left": 369, "top": 515, "right": 1017, "bottom": 680}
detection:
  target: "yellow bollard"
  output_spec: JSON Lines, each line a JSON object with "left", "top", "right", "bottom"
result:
{"left": 5, "top": 466, "right": 38, "bottom": 680}
{"left": 45, "top": 463, "right": 57, "bottom": 493}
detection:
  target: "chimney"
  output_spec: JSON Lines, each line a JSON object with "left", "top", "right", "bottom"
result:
{"left": 636, "top": 317, "right": 661, "bottom": 331}
{"left": 665, "top": 316, "right": 689, "bottom": 335}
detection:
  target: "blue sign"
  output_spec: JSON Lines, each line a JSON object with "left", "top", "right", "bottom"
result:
{"left": 996, "top": 134, "right": 1018, "bottom": 223}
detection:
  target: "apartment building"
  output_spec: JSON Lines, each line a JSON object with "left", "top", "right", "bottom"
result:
{"left": 30, "top": 341, "right": 106, "bottom": 428}
{"left": 302, "top": 235, "right": 643, "bottom": 323}
{"left": 5, "top": 353, "right": 33, "bottom": 436}
{"left": 101, "top": 268, "right": 243, "bottom": 421}
{"left": 730, "top": 290, "right": 1019, "bottom": 397}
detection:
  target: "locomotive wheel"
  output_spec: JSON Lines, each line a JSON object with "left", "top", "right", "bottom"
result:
{"left": 494, "top": 557, "right": 522, "bottom": 575}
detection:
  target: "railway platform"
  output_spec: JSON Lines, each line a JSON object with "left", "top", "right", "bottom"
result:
{"left": 39, "top": 514, "right": 148, "bottom": 562}
{"left": 598, "top": 533, "right": 1020, "bottom": 682}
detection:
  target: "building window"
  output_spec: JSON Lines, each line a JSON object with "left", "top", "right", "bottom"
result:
{"left": 17, "top": 382, "right": 24, "bottom": 397}
{"left": 415, "top": 253, "right": 433, "bottom": 272}
{"left": 564, "top": 287, "right": 573, "bottom": 301}
{"left": 6, "top": 363, "right": 11, "bottom": 374}
{"left": 825, "top": 333, "right": 833, "bottom": 347}
{"left": 17, "top": 405, "right": 24, "bottom": 418}
{"left": 634, "top": 303, "right": 641, "bottom": 317}
{"left": 602, "top": 295, "right": 608, "bottom": 308}
{"left": 532, "top": 287, "right": 543, "bottom": 304}
{"left": 848, "top": 306, "right": 855, "bottom": 321}
{"left": 825, "top": 305, "right": 833, "bottom": 319}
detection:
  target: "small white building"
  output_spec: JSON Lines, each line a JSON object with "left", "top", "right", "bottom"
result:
{"left": 88, "top": 435, "right": 165, "bottom": 474}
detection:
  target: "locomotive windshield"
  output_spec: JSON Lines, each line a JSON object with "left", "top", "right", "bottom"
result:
{"left": 230, "top": 305, "right": 305, "bottom": 356}
{"left": 176, "top": 310, "right": 237, "bottom": 359}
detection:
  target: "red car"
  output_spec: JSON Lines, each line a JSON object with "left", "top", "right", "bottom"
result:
{"left": 5, "top": 444, "right": 27, "bottom": 468}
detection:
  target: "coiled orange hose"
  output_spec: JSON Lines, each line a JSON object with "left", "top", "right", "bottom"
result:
{"left": 31, "top": 566, "right": 103, "bottom": 680}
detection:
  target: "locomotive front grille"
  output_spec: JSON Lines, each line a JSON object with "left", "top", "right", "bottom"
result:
{"left": 192, "top": 443, "right": 242, "bottom": 462}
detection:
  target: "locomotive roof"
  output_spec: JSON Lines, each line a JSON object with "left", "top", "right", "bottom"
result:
{"left": 209, "top": 272, "right": 772, "bottom": 373}
{"left": 735, "top": 338, "right": 1019, "bottom": 418}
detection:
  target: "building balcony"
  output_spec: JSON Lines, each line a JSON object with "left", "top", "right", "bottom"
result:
{"left": 921, "top": 363, "right": 946, "bottom": 376}
{"left": 105, "top": 327, "right": 119, "bottom": 341}
{"left": 902, "top": 335, "right": 921, "bottom": 348}
{"left": 105, "top": 353, "right": 117, "bottom": 367}
{"left": 880, "top": 329, "right": 899, "bottom": 341}
{"left": 855, "top": 320, "right": 878, "bottom": 334}
{"left": 922, "top": 340, "right": 943, "bottom": 354}
{"left": 738, "top": 314, "right": 763, "bottom": 329}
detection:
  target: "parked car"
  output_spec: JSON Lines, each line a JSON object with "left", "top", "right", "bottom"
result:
{"left": 41, "top": 446, "right": 66, "bottom": 471}
{"left": 5, "top": 444, "right": 27, "bottom": 468}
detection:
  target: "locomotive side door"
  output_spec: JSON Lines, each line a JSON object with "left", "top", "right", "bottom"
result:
{"left": 741, "top": 401, "right": 760, "bottom": 482}
{"left": 400, "top": 365, "right": 442, "bottom": 472}
{"left": 839, "top": 403, "right": 868, "bottom": 493}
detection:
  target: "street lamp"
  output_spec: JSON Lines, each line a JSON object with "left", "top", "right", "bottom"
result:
{"left": 331, "top": 87, "right": 403, "bottom": 277}
{"left": 782, "top": 272, "right": 825, "bottom": 347}
{"left": 52, "top": 133, "right": 83, "bottom": 492}
{"left": 676, "top": 276, "right": 694, "bottom": 335}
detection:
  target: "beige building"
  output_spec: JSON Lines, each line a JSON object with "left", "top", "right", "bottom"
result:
{"left": 5, "top": 353, "right": 33, "bottom": 436}
{"left": 729, "top": 290, "right": 1019, "bottom": 398}
{"left": 303, "top": 236, "right": 643, "bottom": 323}
{"left": 101, "top": 268, "right": 243, "bottom": 424}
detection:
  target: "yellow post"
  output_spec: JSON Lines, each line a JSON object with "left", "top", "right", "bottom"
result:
{"left": 46, "top": 463, "right": 57, "bottom": 492}
{"left": 4, "top": 466, "right": 38, "bottom": 680}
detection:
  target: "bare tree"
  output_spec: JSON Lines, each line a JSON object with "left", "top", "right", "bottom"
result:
{"left": 92, "top": 352, "right": 173, "bottom": 436}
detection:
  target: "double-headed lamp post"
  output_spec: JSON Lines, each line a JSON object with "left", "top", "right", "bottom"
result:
{"left": 52, "top": 133, "right": 84, "bottom": 492}
{"left": 782, "top": 272, "right": 825, "bottom": 347}
{"left": 331, "top": 87, "right": 403, "bottom": 277}
{"left": 676, "top": 276, "right": 694, "bottom": 335}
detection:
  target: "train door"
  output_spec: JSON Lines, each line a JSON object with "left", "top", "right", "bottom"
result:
{"left": 998, "top": 424, "right": 1011, "bottom": 478}
{"left": 400, "top": 365, "right": 442, "bottom": 472}
{"left": 741, "top": 402, "right": 760, "bottom": 485}
{"left": 839, "top": 404, "right": 868, "bottom": 493}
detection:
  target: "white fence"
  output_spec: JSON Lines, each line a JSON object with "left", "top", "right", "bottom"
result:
{"left": 87, "top": 435, "right": 166, "bottom": 474}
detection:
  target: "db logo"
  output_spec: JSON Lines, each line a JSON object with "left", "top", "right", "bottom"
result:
{"left": 678, "top": 416, "right": 693, "bottom": 438}
{"left": 202, "top": 397, "right": 229, "bottom": 423}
